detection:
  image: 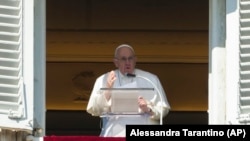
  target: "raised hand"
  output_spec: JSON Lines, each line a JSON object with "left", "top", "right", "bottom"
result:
{"left": 106, "top": 70, "right": 116, "bottom": 88}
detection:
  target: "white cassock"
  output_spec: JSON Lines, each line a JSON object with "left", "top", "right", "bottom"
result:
{"left": 86, "top": 68, "right": 170, "bottom": 137}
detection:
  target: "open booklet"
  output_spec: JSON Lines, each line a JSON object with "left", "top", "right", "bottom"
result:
{"left": 100, "top": 82, "right": 155, "bottom": 115}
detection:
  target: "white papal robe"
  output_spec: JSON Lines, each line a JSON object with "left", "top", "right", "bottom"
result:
{"left": 86, "top": 69, "right": 170, "bottom": 137}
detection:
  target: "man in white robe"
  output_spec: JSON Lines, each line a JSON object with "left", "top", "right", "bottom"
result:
{"left": 86, "top": 44, "right": 170, "bottom": 137}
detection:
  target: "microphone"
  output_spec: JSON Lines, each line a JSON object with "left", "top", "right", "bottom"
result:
{"left": 125, "top": 73, "right": 164, "bottom": 125}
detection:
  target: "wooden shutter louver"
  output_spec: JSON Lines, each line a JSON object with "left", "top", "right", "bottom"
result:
{"left": 0, "top": 0, "right": 23, "bottom": 119}
{"left": 239, "top": 0, "right": 250, "bottom": 123}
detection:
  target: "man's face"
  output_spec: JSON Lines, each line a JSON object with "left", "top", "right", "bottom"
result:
{"left": 113, "top": 47, "right": 136, "bottom": 75}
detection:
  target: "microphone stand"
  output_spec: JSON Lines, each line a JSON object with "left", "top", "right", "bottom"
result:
{"left": 126, "top": 73, "right": 164, "bottom": 125}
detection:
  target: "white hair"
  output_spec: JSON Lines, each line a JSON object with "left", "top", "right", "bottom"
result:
{"left": 114, "top": 44, "right": 135, "bottom": 58}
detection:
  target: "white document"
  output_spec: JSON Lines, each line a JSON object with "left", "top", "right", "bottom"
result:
{"left": 111, "top": 89, "right": 139, "bottom": 114}
{"left": 110, "top": 82, "right": 154, "bottom": 114}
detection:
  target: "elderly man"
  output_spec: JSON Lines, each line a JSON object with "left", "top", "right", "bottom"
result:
{"left": 86, "top": 44, "right": 170, "bottom": 137}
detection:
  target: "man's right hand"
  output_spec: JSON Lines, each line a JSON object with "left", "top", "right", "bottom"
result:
{"left": 106, "top": 70, "right": 116, "bottom": 88}
{"left": 104, "top": 70, "right": 116, "bottom": 100}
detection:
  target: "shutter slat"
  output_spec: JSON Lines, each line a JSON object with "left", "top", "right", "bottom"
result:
{"left": 239, "top": 0, "right": 250, "bottom": 123}
{"left": 0, "top": 0, "right": 23, "bottom": 121}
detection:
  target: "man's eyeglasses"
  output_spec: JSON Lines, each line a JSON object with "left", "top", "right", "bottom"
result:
{"left": 115, "top": 56, "right": 135, "bottom": 62}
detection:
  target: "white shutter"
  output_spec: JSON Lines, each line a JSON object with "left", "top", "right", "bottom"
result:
{"left": 0, "top": 0, "right": 31, "bottom": 130}
{"left": 239, "top": 0, "right": 250, "bottom": 123}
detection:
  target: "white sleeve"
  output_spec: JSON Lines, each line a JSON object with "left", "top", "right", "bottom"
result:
{"left": 86, "top": 74, "right": 111, "bottom": 116}
{"left": 148, "top": 75, "right": 170, "bottom": 120}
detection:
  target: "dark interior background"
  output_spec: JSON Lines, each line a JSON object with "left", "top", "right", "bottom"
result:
{"left": 45, "top": 0, "right": 209, "bottom": 135}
